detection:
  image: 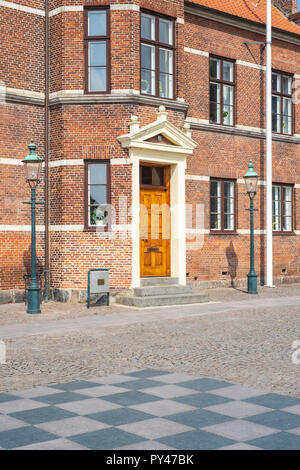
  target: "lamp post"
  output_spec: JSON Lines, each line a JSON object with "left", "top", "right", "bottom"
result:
{"left": 22, "top": 140, "right": 43, "bottom": 314}
{"left": 244, "top": 160, "right": 259, "bottom": 294}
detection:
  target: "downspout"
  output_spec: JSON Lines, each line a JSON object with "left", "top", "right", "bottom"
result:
{"left": 265, "top": 0, "right": 273, "bottom": 287}
{"left": 44, "top": 0, "right": 50, "bottom": 301}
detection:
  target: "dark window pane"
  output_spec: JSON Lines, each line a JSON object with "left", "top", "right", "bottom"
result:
{"left": 210, "top": 102, "right": 220, "bottom": 123}
{"left": 210, "top": 58, "right": 220, "bottom": 79}
{"left": 210, "top": 82, "right": 220, "bottom": 102}
{"left": 153, "top": 167, "right": 164, "bottom": 186}
{"left": 210, "top": 197, "right": 218, "bottom": 213}
{"left": 88, "top": 11, "right": 106, "bottom": 36}
{"left": 272, "top": 73, "right": 280, "bottom": 92}
{"left": 210, "top": 181, "right": 219, "bottom": 197}
{"left": 210, "top": 213, "right": 220, "bottom": 230}
{"left": 142, "top": 166, "right": 152, "bottom": 185}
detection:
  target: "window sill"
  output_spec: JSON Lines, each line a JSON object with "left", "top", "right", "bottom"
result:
{"left": 272, "top": 231, "right": 296, "bottom": 236}
{"left": 83, "top": 225, "right": 109, "bottom": 233}
{"left": 209, "top": 230, "right": 238, "bottom": 236}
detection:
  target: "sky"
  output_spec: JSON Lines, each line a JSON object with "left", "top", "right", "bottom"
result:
{"left": 298, "top": 0, "right": 300, "bottom": 11}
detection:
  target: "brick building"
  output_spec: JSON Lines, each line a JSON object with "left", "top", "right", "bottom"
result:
{"left": 1, "top": 0, "right": 300, "bottom": 304}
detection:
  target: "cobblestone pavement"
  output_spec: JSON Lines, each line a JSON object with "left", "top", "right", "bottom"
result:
{"left": 0, "top": 369, "right": 299, "bottom": 450}
{"left": 1, "top": 284, "right": 300, "bottom": 327}
{"left": 0, "top": 287, "right": 299, "bottom": 398}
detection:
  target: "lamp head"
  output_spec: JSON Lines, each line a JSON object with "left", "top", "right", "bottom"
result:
{"left": 22, "top": 139, "right": 43, "bottom": 188}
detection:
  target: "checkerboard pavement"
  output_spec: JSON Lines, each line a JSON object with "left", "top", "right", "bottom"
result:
{"left": 0, "top": 369, "right": 300, "bottom": 450}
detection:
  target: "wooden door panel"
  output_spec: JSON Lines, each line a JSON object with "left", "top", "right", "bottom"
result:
{"left": 140, "top": 167, "right": 170, "bottom": 277}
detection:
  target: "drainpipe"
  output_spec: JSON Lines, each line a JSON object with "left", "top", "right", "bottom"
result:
{"left": 265, "top": 0, "right": 273, "bottom": 287}
{"left": 44, "top": 0, "right": 50, "bottom": 301}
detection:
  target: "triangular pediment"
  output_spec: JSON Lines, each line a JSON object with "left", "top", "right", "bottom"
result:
{"left": 118, "top": 107, "right": 197, "bottom": 155}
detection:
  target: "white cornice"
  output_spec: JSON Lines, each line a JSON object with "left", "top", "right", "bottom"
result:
{"left": 110, "top": 4, "right": 139, "bottom": 11}
{"left": 49, "top": 5, "right": 83, "bottom": 17}
{"left": 0, "top": 0, "right": 44, "bottom": 16}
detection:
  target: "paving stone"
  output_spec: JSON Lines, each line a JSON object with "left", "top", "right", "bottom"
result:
{"left": 130, "top": 400, "right": 197, "bottom": 417}
{"left": 10, "top": 406, "right": 77, "bottom": 425}
{"left": 282, "top": 405, "right": 300, "bottom": 416}
{"left": 0, "top": 415, "right": 29, "bottom": 432}
{"left": 150, "top": 373, "right": 203, "bottom": 384}
{"left": 36, "top": 416, "right": 109, "bottom": 437}
{"left": 179, "top": 378, "right": 233, "bottom": 392}
{"left": 0, "top": 399, "right": 48, "bottom": 414}
{"left": 0, "top": 393, "right": 20, "bottom": 403}
{"left": 87, "top": 408, "right": 154, "bottom": 426}
{"left": 0, "top": 426, "right": 57, "bottom": 450}
{"left": 50, "top": 380, "right": 102, "bottom": 392}
{"left": 202, "top": 419, "right": 278, "bottom": 441}
{"left": 219, "top": 443, "right": 262, "bottom": 450}
{"left": 174, "top": 393, "right": 232, "bottom": 408}
{"left": 73, "top": 385, "right": 130, "bottom": 398}
{"left": 101, "top": 391, "right": 159, "bottom": 406}
{"left": 57, "top": 398, "right": 122, "bottom": 415}
{"left": 288, "top": 427, "right": 300, "bottom": 436}
{"left": 167, "top": 409, "right": 234, "bottom": 428}
{"left": 246, "top": 394, "right": 300, "bottom": 409}
{"left": 209, "top": 385, "right": 268, "bottom": 400}
{"left": 204, "top": 401, "right": 273, "bottom": 419}
{"left": 246, "top": 411, "right": 300, "bottom": 431}
{"left": 118, "top": 418, "right": 194, "bottom": 440}
{"left": 117, "top": 440, "right": 176, "bottom": 450}
{"left": 158, "top": 429, "right": 235, "bottom": 450}
{"left": 248, "top": 432, "right": 300, "bottom": 450}
{"left": 143, "top": 385, "right": 196, "bottom": 399}
{"left": 69, "top": 427, "right": 145, "bottom": 450}
{"left": 84, "top": 374, "right": 138, "bottom": 385}
{"left": 11, "top": 386, "right": 63, "bottom": 399}
{"left": 14, "top": 438, "right": 89, "bottom": 450}
{"left": 114, "top": 379, "right": 165, "bottom": 390}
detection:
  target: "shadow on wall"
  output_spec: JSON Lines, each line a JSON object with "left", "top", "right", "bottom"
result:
{"left": 23, "top": 245, "right": 44, "bottom": 276}
{"left": 226, "top": 240, "right": 238, "bottom": 287}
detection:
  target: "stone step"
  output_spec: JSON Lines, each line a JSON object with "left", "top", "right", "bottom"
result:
{"left": 116, "top": 292, "right": 209, "bottom": 308}
{"left": 134, "top": 285, "right": 193, "bottom": 297}
{"left": 140, "top": 277, "right": 179, "bottom": 287}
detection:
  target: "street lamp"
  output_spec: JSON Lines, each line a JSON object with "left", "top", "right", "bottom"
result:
{"left": 244, "top": 160, "right": 259, "bottom": 294}
{"left": 22, "top": 139, "right": 43, "bottom": 314}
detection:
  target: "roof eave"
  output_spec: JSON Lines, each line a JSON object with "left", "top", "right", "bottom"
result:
{"left": 184, "top": 1, "right": 300, "bottom": 44}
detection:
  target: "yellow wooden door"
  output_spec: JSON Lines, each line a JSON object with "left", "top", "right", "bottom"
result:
{"left": 140, "top": 178, "right": 171, "bottom": 278}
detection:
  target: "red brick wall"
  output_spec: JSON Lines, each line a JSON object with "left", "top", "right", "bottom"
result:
{"left": 1, "top": 0, "right": 300, "bottom": 297}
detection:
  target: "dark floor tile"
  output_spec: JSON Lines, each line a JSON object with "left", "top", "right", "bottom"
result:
{"left": 70, "top": 427, "right": 145, "bottom": 450}
{"left": 102, "top": 391, "right": 159, "bottom": 406}
{"left": 167, "top": 409, "right": 234, "bottom": 428}
{"left": 0, "top": 426, "right": 57, "bottom": 449}
{"left": 35, "top": 392, "right": 88, "bottom": 405}
{"left": 245, "top": 394, "right": 300, "bottom": 410}
{"left": 10, "top": 406, "right": 77, "bottom": 425}
{"left": 174, "top": 393, "right": 232, "bottom": 408}
{"left": 158, "top": 429, "right": 235, "bottom": 450}
{"left": 248, "top": 432, "right": 300, "bottom": 450}
{"left": 88, "top": 408, "right": 154, "bottom": 426}
{"left": 178, "top": 378, "right": 233, "bottom": 393}
{"left": 246, "top": 411, "right": 300, "bottom": 431}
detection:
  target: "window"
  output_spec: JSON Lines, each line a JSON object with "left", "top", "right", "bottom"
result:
{"left": 85, "top": 8, "right": 110, "bottom": 93}
{"left": 272, "top": 184, "right": 293, "bottom": 233}
{"left": 85, "top": 161, "right": 110, "bottom": 229}
{"left": 141, "top": 165, "right": 165, "bottom": 187}
{"left": 272, "top": 71, "right": 293, "bottom": 135}
{"left": 210, "top": 179, "right": 236, "bottom": 232}
{"left": 210, "top": 57, "right": 235, "bottom": 126}
{"left": 140, "top": 11, "right": 175, "bottom": 99}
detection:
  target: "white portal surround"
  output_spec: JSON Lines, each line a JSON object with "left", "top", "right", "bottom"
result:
{"left": 118, "top": 106, "right": 197, "bottom": 288}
